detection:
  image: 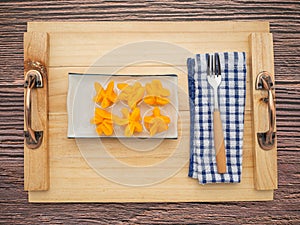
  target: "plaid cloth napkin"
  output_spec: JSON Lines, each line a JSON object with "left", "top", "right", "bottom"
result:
{"left": 187, "top": 52, "right": 246, "bottom": 184}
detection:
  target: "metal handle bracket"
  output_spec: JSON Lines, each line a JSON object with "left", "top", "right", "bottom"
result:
{"left": 255, "top": 71, "right": 276, "bottom": 150}
{"left": 24, "top": 65, "right": 45, "bottom": 149}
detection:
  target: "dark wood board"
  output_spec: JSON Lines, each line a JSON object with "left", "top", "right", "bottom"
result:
{"left": 0, "top": 0, "right": 299, "bottom": 224}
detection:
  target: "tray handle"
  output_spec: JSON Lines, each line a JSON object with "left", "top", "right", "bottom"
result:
{"left": 24, "top": 69, "right": 44, "bottom": 149}
{"left": 24, "top": 32, "right": 49, "bottom": 191}
{"left": 250, "top": 33, "right": 277, "bottom": 191}
{"left": 255, "top": 71, "right": 276, "bottom": 150}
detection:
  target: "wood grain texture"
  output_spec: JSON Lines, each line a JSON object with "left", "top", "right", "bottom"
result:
{"left": 0, "top": 0, "right": 299, "bottom": 224}
{"left": 250, "top": 33, "right": 277, "bottom": 190}
{"left": 24, "top": 32, "right": 49, "bottom": 191}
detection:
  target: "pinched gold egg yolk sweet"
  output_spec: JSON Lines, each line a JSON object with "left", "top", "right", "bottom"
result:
{"left": 113, "top": 107, "right": 143, "bottom": 137}
{"left": 93, "top": 80, "right": 117, "bottom": 108}
{"left": 144, "top": 80, "right": 170, "bottom": 106}
{"left": 90, "top": 108, "right": 114, "bottom": 136}
{"left": 117, "top": 82, "right": 145, "bottom": 109}
{"left": 144, "top": 107, "right": 170, "bottom": 136}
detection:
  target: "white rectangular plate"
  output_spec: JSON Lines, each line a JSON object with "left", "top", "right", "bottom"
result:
{"left": 67, "top": 73, "right": 178, "bottom": 138}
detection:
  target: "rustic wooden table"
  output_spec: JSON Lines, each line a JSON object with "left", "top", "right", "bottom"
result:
{"left": 0, "top": 1, "right": 299, "bottom": 224}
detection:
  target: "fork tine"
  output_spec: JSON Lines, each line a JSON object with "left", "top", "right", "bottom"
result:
{"left": 214, "top": 53, "right": 221, "bottom": 76}
{"left": 211, "top": 54, "right": 215, "bottom": 76}
{"left": 207, "top": 54, "right": 211, "bottom": 75}
{"left": 209, "top": 54, "right": 214, "bottom": 76}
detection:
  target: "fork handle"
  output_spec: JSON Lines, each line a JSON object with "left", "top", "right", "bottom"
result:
{"left": 213, "top": 110, "right": 226, "bottom": 174}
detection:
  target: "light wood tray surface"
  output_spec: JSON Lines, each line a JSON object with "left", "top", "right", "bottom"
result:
{"left": 24, "top": 22, "right": 277, "bottom": 202}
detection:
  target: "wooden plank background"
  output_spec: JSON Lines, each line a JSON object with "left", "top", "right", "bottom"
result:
{"left": 0, "top": 0, "right": 299, "bottom": 224}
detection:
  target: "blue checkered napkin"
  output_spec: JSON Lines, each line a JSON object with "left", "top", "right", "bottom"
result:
{"left": 187, "top": 52, "right": 246, "bottom": 184}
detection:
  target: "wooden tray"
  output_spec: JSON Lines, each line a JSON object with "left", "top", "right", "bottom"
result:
{"left": 24, "top": 22, "right": 277, "bottom": 202}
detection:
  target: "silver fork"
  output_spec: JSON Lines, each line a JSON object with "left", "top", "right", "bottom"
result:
{"left": 207, "top": 53, "right": 226, "bottom": 174}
